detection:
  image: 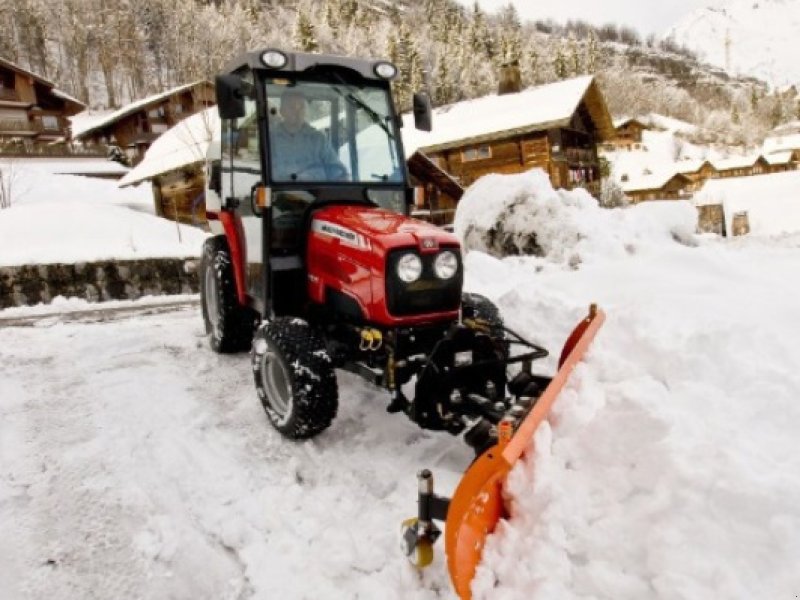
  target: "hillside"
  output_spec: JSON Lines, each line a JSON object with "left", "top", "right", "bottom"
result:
{"left": 2, "top": 0, "right": 790, "bottom": 146}
{"left": 666, "top": 0, "right": 800, "bottom": 89}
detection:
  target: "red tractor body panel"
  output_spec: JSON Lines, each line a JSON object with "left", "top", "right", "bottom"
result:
{"left": 306, "top": 205, "right": 461, "bottom": 327}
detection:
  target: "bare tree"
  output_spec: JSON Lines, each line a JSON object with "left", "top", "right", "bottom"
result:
{"left": 0, "top": 159, "right": 29, "bottom": 209}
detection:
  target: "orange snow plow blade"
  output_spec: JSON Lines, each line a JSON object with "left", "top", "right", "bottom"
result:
{"left": 445, "top": 305, "right": 606, "bottom": 599}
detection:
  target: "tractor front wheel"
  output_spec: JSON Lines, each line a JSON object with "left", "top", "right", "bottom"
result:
{"left": 461, "top": 292, "right": 505, "bottom": 339}
{"left": 252, "top": 317, "right": 338, "bottom": 439}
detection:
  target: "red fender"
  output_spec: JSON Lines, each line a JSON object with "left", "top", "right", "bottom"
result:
{"left": 217, "top": 210, "right": 248, "bottom": 305}
{"left": 445, "top": 306, "right": 606, "bottom": 599}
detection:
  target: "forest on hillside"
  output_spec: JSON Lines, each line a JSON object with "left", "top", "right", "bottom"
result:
{"left": 3, "top": 0, "right": 799, "bottom": 146}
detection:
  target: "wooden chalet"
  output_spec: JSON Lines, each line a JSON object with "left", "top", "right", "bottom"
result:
{"left": 713, "top": 155, "right": 769, "bottom": 179}
{"left": 0, "top": 57, "right": 85, "bottom": 147}
{"left": 607, "top": 117, "right": 650, "bottom": 150}
{"left": 73, "top": 80, "right": 215, "bottom": 165}
{"left": 621, "top": 171, "right": 693, "bottom": 203}
{"left": 407, "top": 151, "right": 463, "bottom": 226}
{"left": 118, "top": 107, "right": 218, "bottom": 226}
{"left": 403, "top": 75, "right": 615, "bottom": 219}
{"left": 763, "top": 150, "right": 800, "bottom": 173}
{"left": 676, "top": 160, "right": 718, "bottom": 193}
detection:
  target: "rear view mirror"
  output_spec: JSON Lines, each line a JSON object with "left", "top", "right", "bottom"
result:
{"left": 216, "top": 74, "right": 247, "bottom": 119}
{"left": 413, "top": 92, "right": 432, "bottom": 132}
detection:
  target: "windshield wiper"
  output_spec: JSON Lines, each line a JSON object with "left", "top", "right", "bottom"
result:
{"left": 330, "top": 75, "right": 394, "bottom": 139}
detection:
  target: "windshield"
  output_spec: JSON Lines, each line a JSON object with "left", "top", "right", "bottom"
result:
{"left": 265, "top": 78, "right": 404, "bottom": 185}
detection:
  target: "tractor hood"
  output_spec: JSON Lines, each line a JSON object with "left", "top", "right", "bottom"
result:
{"left": 310, "top": 205, "right": 459, "bottom": 256}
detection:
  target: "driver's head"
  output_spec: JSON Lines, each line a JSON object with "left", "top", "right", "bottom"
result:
{"left": 279, "top": 88, "right": 307, "bottom": 131}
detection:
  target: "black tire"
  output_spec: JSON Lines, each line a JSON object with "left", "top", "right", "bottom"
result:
{"left": 461, "top": 292, "right": 505, "bottom": 339}
{"left": 251, "top": 317, "right": 338, "bottom": 439}
{"left": 200, "top": 235, "right": 257, "bottom": 353}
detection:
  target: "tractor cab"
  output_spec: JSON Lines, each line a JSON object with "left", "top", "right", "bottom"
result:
{"left": 207, "top": 49, "right": 433, "bottom": 318}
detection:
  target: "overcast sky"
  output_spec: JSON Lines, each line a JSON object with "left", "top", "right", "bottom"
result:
{"left": 454, "top": 0, "right": 709, "bottom": 37}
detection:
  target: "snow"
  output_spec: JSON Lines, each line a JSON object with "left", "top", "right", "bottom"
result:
{"left": 693, "top": 169, "right": 800, "bottom": 235}
{"left": 454, "top": 169, "right": 696, "bottom": 263}
{"left": 2, "top": 166, "right": 800, "bottom": 599}
{"left": 401, "top": 76, "right": 595, "bottom": 155}
{"left": 763, "top": 130, "right": 800, "bottom": 155}
{"left": 119, "top": 107, "right": 220, "bottom": 187}
{"left": 0, "top": 159, "right": 208, "bottom": 266}
{"left": 666, "top": 0, "right": 800, "bottom": 87}
{"left": 0, "top": 202, "right": 208, "bottom": 265}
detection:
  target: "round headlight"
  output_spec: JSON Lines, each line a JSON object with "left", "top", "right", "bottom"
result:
{"left": 374, "top": 62, "right": 398, "bottom": 80}
{"left": 434, "top": 250, "right": 458, "bottom": 279}
{"left": 397, "top": 253, "right": 422, "bottom": 283}
{"left": 261, "top": 50, "right": 288, "bottom": 69}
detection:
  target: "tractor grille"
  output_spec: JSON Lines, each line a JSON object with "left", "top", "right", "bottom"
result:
{"left": 386, "top": 247, "right": 463, "bottom": 317}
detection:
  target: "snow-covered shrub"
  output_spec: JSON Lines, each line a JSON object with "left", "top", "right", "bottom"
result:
{"left": 454, "top": 168, "right": 698, "bottom": 267}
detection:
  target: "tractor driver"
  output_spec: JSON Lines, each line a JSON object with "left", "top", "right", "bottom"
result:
{"left": 269, "top": 88, "right": 349, "bottom": 183}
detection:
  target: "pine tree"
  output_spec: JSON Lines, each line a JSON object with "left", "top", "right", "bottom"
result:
{"left": 586, "top": 30, "right": 599, "bottom": 73}
{"left": 553, "top": 41, "right": 568, "bottom": 79}
{"left": 293, "top": 10, "right": 319, "bottom": 52}
{"left": 569, "top": 34, "right": 581, "bottom": 76}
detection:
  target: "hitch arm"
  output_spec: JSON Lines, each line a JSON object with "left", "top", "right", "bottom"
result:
{"left": 401, "top": 470, "right": 451, "bottom": 568}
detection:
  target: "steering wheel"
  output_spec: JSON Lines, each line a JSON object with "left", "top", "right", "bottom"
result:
{"left": 293, "top": 162, "right": 349, "bottom": 181}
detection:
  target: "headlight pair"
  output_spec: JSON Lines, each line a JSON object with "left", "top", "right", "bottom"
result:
{"left": 396, "top": 250, "right": 458, "bottom": 283}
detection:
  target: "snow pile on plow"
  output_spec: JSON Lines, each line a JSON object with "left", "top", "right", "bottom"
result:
{"left": 453, "top": 169, "right": 696, "bottom": 266}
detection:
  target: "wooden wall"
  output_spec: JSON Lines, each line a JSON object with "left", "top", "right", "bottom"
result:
{"left": 152, "top": 167, "right": 207, "bottom": 227}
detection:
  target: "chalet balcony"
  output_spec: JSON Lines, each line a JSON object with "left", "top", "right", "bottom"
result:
{"left": 564, "top": 148, "right": 597, "bottom": 164}
{"left": 0, "top": 118, "right": 37, "bottom": 134}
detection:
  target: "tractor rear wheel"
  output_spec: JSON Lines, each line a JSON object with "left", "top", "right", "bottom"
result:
{"left": 252, "top": 317, "right": 338, "bottom": 439}
{"left": 200, "top": 236, "right": 257, "bottom": 353}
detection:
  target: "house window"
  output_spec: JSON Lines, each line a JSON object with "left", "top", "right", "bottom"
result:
{"left": 41, "top": 115, "right": 59, "bottom": 130}
{"left": 148, "top": 106, "right": 166, "bottom": 119}
{"left": 461, "top": 146, "right": 492, "bottom": 162}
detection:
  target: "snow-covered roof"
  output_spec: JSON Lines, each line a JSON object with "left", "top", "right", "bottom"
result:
{"left": 72, "top": 81, "right": 211, "bottom": 139}
{"left": 401, "top": 76, "right": 614, "bottom": 155}
{"left": 712, "top": 155, "right": 763, "bottom": 171}
{"left": 620, "top": 170, "right": 690, "bottom": 193}
{"left": 675, "top": 158, "right": 711, "bottom": 174}
{"left": 644, "top": 113, "right": 698, "bottom": 135}
{"left": 612, "top": 116, "right": 648, "bottom": 130}
{"left": 118, "top": 107, "right": 219, "bottom": 187}
{"left": 763, "top": 150, "right": 796, "bottom": 165}
{"left": 763, "top": 132, "right": 800, "bottom": 155}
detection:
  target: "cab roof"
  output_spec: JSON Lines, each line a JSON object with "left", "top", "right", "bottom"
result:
{"left": 221, "top": 49, "right": 394, "bottom": 82}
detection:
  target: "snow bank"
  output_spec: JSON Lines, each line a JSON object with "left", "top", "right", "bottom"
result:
{"left": 0, "top": 202, "right": 208, "bottom": 266}
{"left": 464, "top": 236, "right": 800, "bottom": 599}
{"left": 0, "top": 160, "right": 151, "bottom": 212}
{"left": 694, "top": 170, "right": 800, "bottom": 236}
{"left": 454, "top": 169, "right": 697, "bottom": 267}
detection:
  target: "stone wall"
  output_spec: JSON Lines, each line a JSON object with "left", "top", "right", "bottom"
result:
{"left": 0, "top": 258, "right": 199, "bottom": 309}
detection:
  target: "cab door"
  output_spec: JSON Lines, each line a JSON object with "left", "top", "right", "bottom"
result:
{"left": 223, "top": 72, "right": 265, "bottom": 309}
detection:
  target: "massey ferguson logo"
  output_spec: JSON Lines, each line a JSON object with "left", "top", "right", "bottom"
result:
{"left": 421, "top": 237, "right": 438, "bottom": 250}
{"left": 312, "top": 220, "right": 369, "bottom": 249}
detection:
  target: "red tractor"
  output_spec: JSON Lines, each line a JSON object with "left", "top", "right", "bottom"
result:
{"left": 200, "top": 49, "right": 551, "bottom": 452}
{"left": 201, "top": 49, "right": 606, "bottom": 596}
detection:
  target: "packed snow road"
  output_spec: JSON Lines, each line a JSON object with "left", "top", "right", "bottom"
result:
{"left": 0, "top": 305, "right": 467, "bottom": 599}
